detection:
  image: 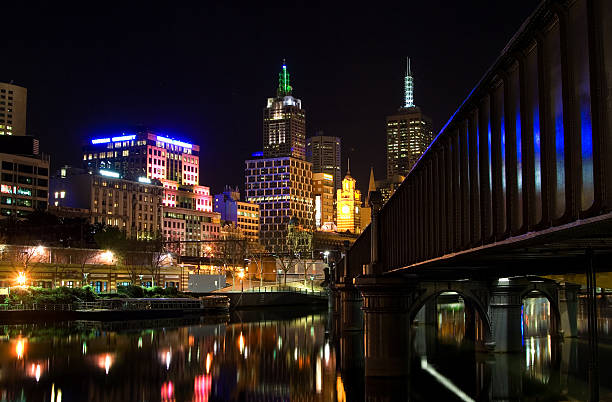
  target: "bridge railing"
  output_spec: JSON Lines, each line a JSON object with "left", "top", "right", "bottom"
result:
{"left": 349, "top": 0, "right": 612, "bottom": 274}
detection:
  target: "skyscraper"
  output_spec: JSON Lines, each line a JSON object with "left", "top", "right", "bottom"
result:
{"left": 306, "top": 134, "right": 341, "bottom": 192}
{"left": 244, "top": 156, "right": 312, "bottom": 250}
{"left": 263, "top": 61, "right": 306, "bottom": 159}
{"left": 0, "top": 82, "right": 27, "bottom": 136}
{"left": 386, "top": 58, "right": 433, "bottom": 179}
{"left": 246, "top": 61, "right": 313, "bottom": 250}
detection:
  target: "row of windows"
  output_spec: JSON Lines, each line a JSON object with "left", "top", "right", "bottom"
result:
{"left": 1, "top": 162, "right": 48, "bottom": 176}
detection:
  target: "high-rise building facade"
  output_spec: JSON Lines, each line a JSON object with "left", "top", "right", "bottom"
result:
{"left": 245, "top": 156, "right": 312, "bottom": 250}
{"left": 336, "top": 162, "right": 362, "bottom": 234}
{"left": 386, "top": 59, "right": 433, "bottom": 179}
{"left": 263, "top": 62, "right": 306, "bottom": 159}
{"left": 214, "top": 187, "right": 260, "bottom": 241}
{"left": 306, "top": 134, "right": 341, "bottom": 192}
{"left": 0, "top": 153, "right": 49, "bottom": 218}
{"left": 83, "top": 129, "right": 200, "bottom": 186}
{"left": 81, "top": 129, "right": 219, "bottom": 254}
{"left": 0, "top": 82, "right": 27, "bottom": 136}
{"left": 50, "top": 166, "right": 163, "bottom": 239}
{"left": 312, "top": 172, "right": 335, "bottom": 230}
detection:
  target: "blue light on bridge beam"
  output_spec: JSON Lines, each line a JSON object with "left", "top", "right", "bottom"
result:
{"left": 251, "top": 151, "right": 263, "bottom": 157}
{"left": 156, "top": 136, "right": 193, "bottom": 149}
{"left": 138, "top": 177, "right": 152, "bottom": 184}
{"left": 99, "top": 169, "right": 121, "bottom": 178}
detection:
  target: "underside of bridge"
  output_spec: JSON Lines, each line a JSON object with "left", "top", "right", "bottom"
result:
{"left": 390, "top": 212, "right": 612, "bottom": 279}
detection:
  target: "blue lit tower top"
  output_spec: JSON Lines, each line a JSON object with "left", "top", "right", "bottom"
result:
{"left": 404, "top": 57, "right": 414, "bottom": 108}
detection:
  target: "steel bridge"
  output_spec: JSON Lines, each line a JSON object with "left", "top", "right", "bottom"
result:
{"left": 340, "top": 0, "right": 612, "bottom": 279}
{"left": 331, "top": 0, "right": 612, "bottom": 398}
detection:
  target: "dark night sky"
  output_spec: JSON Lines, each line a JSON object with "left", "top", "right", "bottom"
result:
{"left": 1, "top": 1, "right": 537, "bottom": 196}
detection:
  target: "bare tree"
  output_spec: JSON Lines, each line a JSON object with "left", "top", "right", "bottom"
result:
{"left": 73, "top": 248, "right": 101, "bottom": 286}
{"left": 246, "top": 241, "right": 268, "bottom": 289}
{"left": 9, "top": 246, "right": 47, "bottom": 277}
{"left": 215, "top": 224, "right": 248, "bottom": 290}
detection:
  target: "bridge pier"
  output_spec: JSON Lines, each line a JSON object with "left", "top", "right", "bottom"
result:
{"left": 559, "top": 283, "right": 580, "bottom": 338}
{"left": 356, "top": 275, "right": 415, "bottom": 378}
{"left": 489, "top": 280, "right": 525, "bottom": 352}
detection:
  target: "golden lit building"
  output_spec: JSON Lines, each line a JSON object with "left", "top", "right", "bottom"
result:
{"left": 336, "top": 162, "right": 361, "bottom": 233}
{"left": 312, "top": 173, "right": 335, "bottom": 230}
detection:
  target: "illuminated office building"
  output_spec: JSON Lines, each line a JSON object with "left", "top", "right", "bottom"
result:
{"left": 83, "top": 129, "right": 200, "bottom": 185}
{"left": 386, "top": 58, "right": 433, "bottom": 179}
{"left": 245, "top": 156, "right": 312, "bottom": 250}
{"left": 312, "top": 172, "right": 335, "bottom": 231}
{"left": 214, "top": 187, "right": 260, "bottom": 241}
{"left": 306, "top": 134, "right": 341, "bottom": 192}
{"left": 0, "top": 152, "right": 49, "bottom": 218}
{"left": 336, "top": 161, "right": 362, "bottom": 234}
{"left": 81, "top": 130, "right": 218, "bottom": 252}
{"left": 263, "top": 61, "right": 306, "bottom": 159}
{"left": 50, "top": 166, "right": 163, "bottom": 239}
{"left": 0, "top": 82, "right": 27, "bottom": 136}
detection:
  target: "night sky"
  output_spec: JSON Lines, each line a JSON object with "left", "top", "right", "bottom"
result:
{"left": 1, "top": 1, "right": 536, "bottom": 196}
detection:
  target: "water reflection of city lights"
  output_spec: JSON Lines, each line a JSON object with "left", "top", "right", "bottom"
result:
{"left": 94, "top": 353, "right": 113, "bottom": 374}
{"left": 15, "top": 338, "right": 26, "bottom": 359}
{"left": 82, "top": 342, "right": 87, "bottom": 355}
{"left": 238, "top": 332, "right": 245, "bottom": 354}
{"left": 244, "top": 346, "right": 248, "bottom": 359}
{"left": 213, "top": 341, "right": 217, "bottom": 355}
{"left": 205, "top": 352, "right": 212, "bottom": 374}
{"left": 165, "top": 350, "right": 171, "bottom": 370}
{"left": 138, "top": 337, "right": 143, "bottom": 348}
{"left": 161, "top": 381, "right": 174, "bottom": 401}
{"left": 316, "top": 357, "right": 322, "bottom": 393}
{"left": 324, "top": 342, "right": 330, "bottom": 364}
{"left": 194, "top": 374, "right": 211, "bottom": 401}
{"left": 336, "top": 376, "right": 346, "bottom": 402}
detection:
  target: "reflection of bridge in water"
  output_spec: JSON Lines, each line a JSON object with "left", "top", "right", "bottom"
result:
{"left": 331, "top": 0, "right": 612, "bottom": 399}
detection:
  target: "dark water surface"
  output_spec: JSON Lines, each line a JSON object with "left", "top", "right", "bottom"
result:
{"left": 0, "top": 297, "right": 611, "bottom": 401}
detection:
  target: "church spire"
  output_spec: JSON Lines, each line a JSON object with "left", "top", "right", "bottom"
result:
{"left": 277, "top": 59, "right": 293, "bottom": 97}
{"left": 346, "top": 157, "right": 351, "bottom": 176}
{"left": 404, "top": 57, "right": 414, "bottom": 108}
{"left": 365, "top": 166, "right": 376, "bottom": 205}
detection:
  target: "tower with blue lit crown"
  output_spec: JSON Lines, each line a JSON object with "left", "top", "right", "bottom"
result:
{"left": 386, "top": 58, "right": 433, "bottom": 179}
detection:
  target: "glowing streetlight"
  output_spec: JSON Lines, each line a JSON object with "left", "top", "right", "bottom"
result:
{"left": 237, "top": 270, "right": 245, "bottom": 293}
{"left": 16, "top": 272, "right": 27, "bottom": 288}
{"left": 100, "top": 250, "right": 114, "bottom": 264}
{"left": 33, "top": 245, "right": 45, "bottom": 256}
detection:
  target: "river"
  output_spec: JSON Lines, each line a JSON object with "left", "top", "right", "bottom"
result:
{"left": 0, "top": 296, "right": 610, "bottom": 401}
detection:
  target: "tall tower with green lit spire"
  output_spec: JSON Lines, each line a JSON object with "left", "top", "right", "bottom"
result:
{"left": 277, "top": 59, "right": 293, "bottom": 97}
{"left": 263, "top": 60, "right": 306, "bottom": 159}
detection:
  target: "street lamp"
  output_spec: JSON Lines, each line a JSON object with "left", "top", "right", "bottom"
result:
{"left": 16, "top": 272, "right": 27, "bottom": 288}
{"left": 238, "top": 270, "right": 245, "bottom": 293}
{"left": 310, "top": 275, "right": 315, "bottom": 292}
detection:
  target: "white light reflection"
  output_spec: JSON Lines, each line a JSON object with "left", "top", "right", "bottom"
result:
{"left": 316, "top": 357, "right": 322, "bottom": 393}
{"left": 324, "top": 342, "right": 330, "bottom": 364}
{"left": 420, "top": 357, "right": 475, "bottom": 402}
{"left": 165, "top": 351, "right": 171, "bottom": 370}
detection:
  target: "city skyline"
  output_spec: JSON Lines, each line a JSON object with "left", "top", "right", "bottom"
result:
{"left": 0, "top": 2, "right": 536, "bottom": 197}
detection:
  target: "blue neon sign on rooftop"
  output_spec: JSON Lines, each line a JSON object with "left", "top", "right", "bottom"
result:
{"left": 91, "top": 134, "right": 136, "bottom": 145}
{"left": 90, "top": 132, "right": 194, "bottom": 149}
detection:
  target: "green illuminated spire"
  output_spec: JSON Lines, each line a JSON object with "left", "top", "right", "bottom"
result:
{"left": 277, "top": 59, "right": 293, "bottom": 97}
